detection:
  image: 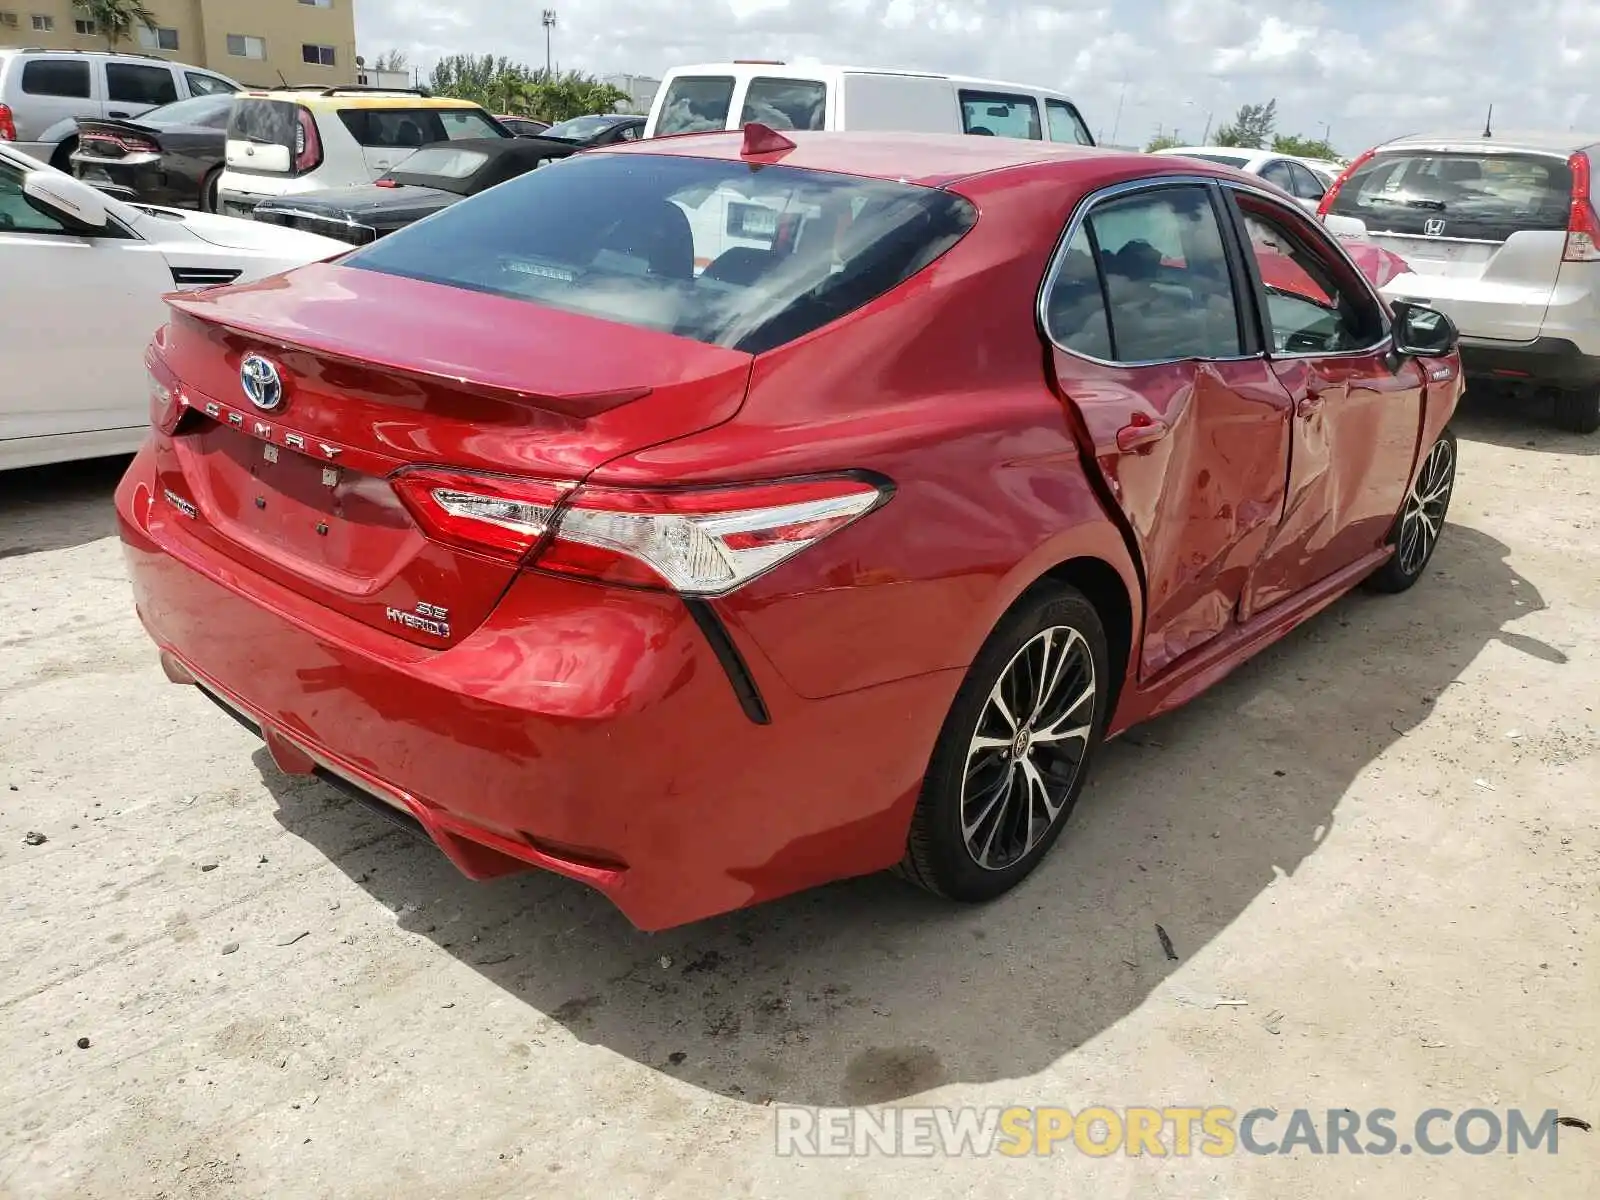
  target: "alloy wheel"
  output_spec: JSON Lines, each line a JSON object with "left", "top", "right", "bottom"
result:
{"left": 1397, "top": 437, "right": 1455, "bottom": 575}
{"left": 961, "top": 625, "right": 1096, "bottom": 871}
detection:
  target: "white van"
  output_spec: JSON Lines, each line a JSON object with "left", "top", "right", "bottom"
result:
{"left": 644, "top": 61, "right": 1095, "bottom": 146}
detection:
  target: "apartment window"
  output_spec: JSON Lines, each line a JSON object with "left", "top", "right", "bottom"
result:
{"left": 74, "top": 18, "right": 95, "bottom": 35}
{"left": 302, "top": 43, "right": 337, "bottom": 67}
{"left": 136, "top": 25, "right": 181, "bottom": 51}
{"left": 0, "top": 13, "right": 16, "bottom": 30}
{"left": 226, "top": 34, "right": 267, "bottom": 60}
{"left": 30, "top": 13, "right": 53, "bottom": 31}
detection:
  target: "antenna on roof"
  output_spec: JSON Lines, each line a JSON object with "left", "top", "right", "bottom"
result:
{"left": 1483, "top": 104, "right": 1493, "bottom": 138}
{"left": 740, "top": 121, "right": 796, "bottom": 157}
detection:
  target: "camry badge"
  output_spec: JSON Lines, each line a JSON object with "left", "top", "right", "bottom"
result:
{"left": 240, "top": 354, "right": 284, "bottom": 412}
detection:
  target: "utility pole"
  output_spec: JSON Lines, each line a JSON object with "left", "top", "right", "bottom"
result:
{"left": 1109, "top": 80, "right": 1129, "bottom": 145}
{"left": 542, "top": 9, "right": 557, "bottom": 77}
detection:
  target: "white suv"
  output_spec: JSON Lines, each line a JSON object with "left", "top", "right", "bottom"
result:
{"left": 0, "top": 48, "right": 239, "bottom": 171}
{"left": 216, "top": 87, "right": 511, "bottom": 218}
{"left": 1320, "top": 131, "right": 1600, "bottom": 433}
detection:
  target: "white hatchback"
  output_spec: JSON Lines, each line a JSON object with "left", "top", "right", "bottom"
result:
{"left": 1320, "top": 131, "right": 1600, "bottom": 433}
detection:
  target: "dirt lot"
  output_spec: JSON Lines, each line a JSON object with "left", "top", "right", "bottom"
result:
{"left": 1, "top": 396, "right": 1596, "bottom": 1199}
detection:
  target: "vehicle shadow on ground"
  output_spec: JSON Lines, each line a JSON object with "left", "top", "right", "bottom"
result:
{"left": 259, "top": 523, "right": 1561, "bottom": 1108}
{"left": 0, "top": 455, "right": 130, "bottom": 557}
{"left": 1453, "top": 387, "right": 1600, "bottom": 457}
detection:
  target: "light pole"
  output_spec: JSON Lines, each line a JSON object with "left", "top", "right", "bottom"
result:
{"left": 542, "top": 9, "right": 557, "bottom": 76}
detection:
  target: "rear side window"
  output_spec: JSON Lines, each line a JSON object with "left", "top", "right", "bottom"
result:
{"left": 739, "top": 78, "right": 826, "bottom": 131}
{"left": 228, "top": 98, "right": 297, "bottom": 147}
{"left": 1327, "top": 151, "right": 1574, "bottom": 241}
{"left": 1045, "top": 99, "right": 1093, "bottom": 145}
{"left": 345, "top": 153, "right": 977, "bottom": 355}
{"left": 1045, "top": 185, "right": 1241, "bottom": 363}
{"left": 20, "top": 59, "right": 91, "bottom": 99}
{"left": 107, "top": 63, "right": 178, "bottom": 106}
{"left": 959, "top": 91, "right": 1041, "bottom": 140}
{"left": 339, "top": 107, "right": 501, "bottom": 147}
{"left": 656, "top": 76, "right": 734, "bottom": 135}
{"left": 1288, "top": 162, "right": 1327, "bottom": 201}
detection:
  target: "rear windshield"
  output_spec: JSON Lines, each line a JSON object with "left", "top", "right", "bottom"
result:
{"left": 739, "top": 78, "right": 826, "bottom": 131}
{"left": 1180, "top": 152, "right": 1252, "bottom": 168}
{"left": 388, "top": 146, "right": 488, "bottom": 180}
{"left": 142, "top": 94, "right": 234, "bottom": 128}
{"left": 544, "top": 115, "right": 619, "bottom": 140}
{"left": 656, "top": 76, "right": 734, "bottom": 134}
{"left": 228, "top": 98, "right": 297, "bottom": 148}
{"left": 344, "top": 152, "right": 977, "bottom": 355}
{"left": 1327, "top": 151, "right": 1574, "bottom": 240}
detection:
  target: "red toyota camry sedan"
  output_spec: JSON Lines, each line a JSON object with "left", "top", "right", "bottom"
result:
{"left": 116, "top": 128, "right": 1464, "bottom": 930}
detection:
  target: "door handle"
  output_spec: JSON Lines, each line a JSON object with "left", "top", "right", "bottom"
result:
{"left": 1116, "top": 415, "right": 1170, "bottom": 453}
{"left": 108, "top": 110, "right": 130, "bottom": 117}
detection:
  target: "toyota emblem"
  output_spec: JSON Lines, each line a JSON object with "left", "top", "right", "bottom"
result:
{"left": 240, "top": 354, "right": 284, "bottom": 411}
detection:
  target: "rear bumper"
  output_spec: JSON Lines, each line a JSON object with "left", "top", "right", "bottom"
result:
{"left": 73, "top": 157, "right": 193, "bottom": 207}
{"left": 1458, "top": 336, "right": 1600, "bottom": 388}
{"left": 115, "top": 445, "right": 957, "bottom": 930}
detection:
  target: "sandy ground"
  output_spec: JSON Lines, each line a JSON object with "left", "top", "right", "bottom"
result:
{"left": 0, "top": 395, "right": 1596, "bottom": 1199}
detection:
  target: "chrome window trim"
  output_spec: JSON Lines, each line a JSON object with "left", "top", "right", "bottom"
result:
{"left": 1035, "top": 173, "right": 1265, "bottom": 369}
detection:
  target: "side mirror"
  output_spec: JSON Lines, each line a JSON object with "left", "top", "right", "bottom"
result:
{"left": 1391, "top": 300, "right": 1458, "bottom": 357}
{"left": 23, "top": 169, "right": 110, "bottom": 230}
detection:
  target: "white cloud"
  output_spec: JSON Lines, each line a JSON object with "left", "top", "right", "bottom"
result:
{"left": 355, "top": 0, "right": 1600, "bottom": 153}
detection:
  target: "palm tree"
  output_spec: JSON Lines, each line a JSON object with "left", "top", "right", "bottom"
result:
{"left": 73, "top": 0, "right": 158, "bottom": 52}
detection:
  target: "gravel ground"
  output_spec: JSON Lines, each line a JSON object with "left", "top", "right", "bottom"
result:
{"left": 0, "top": 396, "right": 1596, "bottom": 1198}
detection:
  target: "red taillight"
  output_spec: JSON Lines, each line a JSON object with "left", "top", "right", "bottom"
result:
{"left": 0, "top": 104, "right": 16, "bottom": 141}
{"left": 1317, "top": 146, "right": 1376, "bottom": 220}
{"left": 1564, "top": 150, "right": 1600, "bottom": 263}
{"left": 375, "top": 178, "right": 398, "bottom": 188}
{"left": 293, "top": 106, "right": 323, "bottom": 175}
{"left": 82, "top": 129, "right": 159, "bottom": 155}
{"left": 145, "top": 340, "right": 183, "bottom": 434}
{"left": 392, "top": 469, "right": 892, "bottom": 594}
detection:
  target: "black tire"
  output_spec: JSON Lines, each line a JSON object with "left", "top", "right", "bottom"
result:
{"left": 200, "top": 168, "right": 221, "bottom": 213}
{"left": 1367, "top": 426, "right": 1457, "bottom": 594}
{"left": 897, "top": 585, "right": 1110, "bottom": 902}
{"left": 1554, "top": 386, "right": 1600, "bottom": 435}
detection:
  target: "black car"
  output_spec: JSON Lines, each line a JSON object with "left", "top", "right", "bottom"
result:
{"left": 70, "top": 93, "right": 235, "bottom": 211}
{"left": 249, "top": 137, "right": 572, "bottom": 245}
{"left": 539, "top": 113, "right": 646, "bottom": 147}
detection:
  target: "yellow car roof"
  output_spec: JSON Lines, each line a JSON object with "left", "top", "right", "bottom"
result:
{"left": 239, "top": 89, "right": 485, "bottom": 111}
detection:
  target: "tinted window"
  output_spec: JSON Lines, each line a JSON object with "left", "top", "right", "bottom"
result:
{"left": 1240, "top": 208, "right": 1384, "bottom": 354}
{"left": 107, "top": 63, "right": 178, "bottom": 107}
{"left": 739, "top": 78, "right": 826, "bottom": 131}
{"left": 1045, "top": 99, "right": 1093, "bottom": 145}
{"left": 346, "top": 153, "right": 977, "bottom": 355}
{"left": 656, "top": 76, "right": 734, "bottom": 135}
{"left": 186, "top": 72, "right": 237, "bottom": 97}
{"left": 389, "top": 146, "right": 488, "bottom": 180}
{"left": 0, "top": 161, "right": 69, "bottom": 234}
{"left": 20, "top": 59, "right": 91, "bottom": 99}
{"left": 340, "top": 107, "right": 502, "bottom": 147}
{"left": 228, "top": 98, "right": 297, "bottom": 148}
{"left": 544, "top": 115, "right": 619, "bottom": 140}
{"left": 1288, "top": 162, "right": 1326, "bottom": 200}
{"left": 142, "top": 94, "right": 234, "bottom": 128}
{"left": 959, "top": 90, "right": 1041, "bottom": 140}
{"left": 1047, "top": 186, "right": 1241, "bottom": 362}
{"left": 1327, "top": 151, "right": 1573, "bottom": 241}
{"left": 1260, "top": 160, "right": 1295, "bottom": 190}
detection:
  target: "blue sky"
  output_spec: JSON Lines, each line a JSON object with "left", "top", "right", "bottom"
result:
{"left": 357, "top": 0, "right": 1600, "bottom": 155}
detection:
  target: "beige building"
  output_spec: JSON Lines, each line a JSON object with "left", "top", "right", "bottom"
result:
{"left": 0, "top": 0, "right": 358, "bottom": 88}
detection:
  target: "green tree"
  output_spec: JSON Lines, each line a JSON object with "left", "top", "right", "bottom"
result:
{"left": 428, "top": 53, "right": 536, "bottom": 111}
{"left": 1272, "top": 133, "right": 1339, "bottom": 160}
{"left": 1145, "top": 134, "right": 1181, "bottom": 153}
{"left": 514, "top": 70, "right": 630, "bottom": 123}
{"left": 1214, "top": 99, "right": 1278, "bottom": 149}
{"left": 73, "top": 0, "right": 156, "bottom": 51}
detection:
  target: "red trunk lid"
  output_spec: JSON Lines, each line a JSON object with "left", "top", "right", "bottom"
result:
{"left": 152, "top": 262, "right": 752, "bottom": 647}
